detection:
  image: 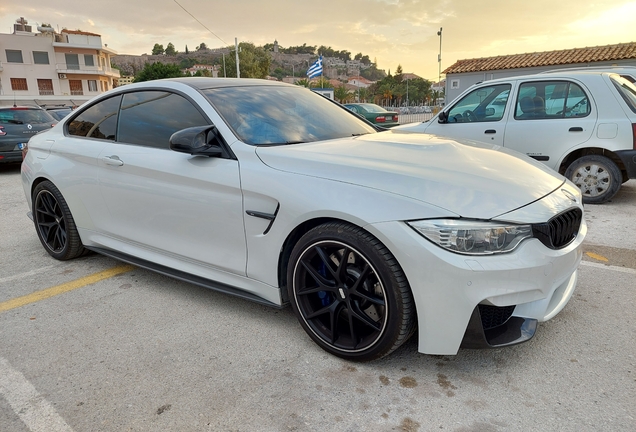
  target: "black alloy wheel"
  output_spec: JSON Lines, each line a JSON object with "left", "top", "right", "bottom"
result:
{"left": 33, "top": 181, "right": 85, "bottom": 260}
{"left": 288, "top": 222, "right": 415, "bottom": 361}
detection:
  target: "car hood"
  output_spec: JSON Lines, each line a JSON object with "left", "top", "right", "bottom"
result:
{"left": 255, "top": 131, "right": 564, "bottom": 218}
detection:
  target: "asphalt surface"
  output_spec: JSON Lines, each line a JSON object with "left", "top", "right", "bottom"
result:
{"left": 1, "top": 163, "right": 634, "bottom": 432}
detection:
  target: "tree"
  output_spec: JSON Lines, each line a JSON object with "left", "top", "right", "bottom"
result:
{"left": 295, "top": 79, "right": 310, "bottom": 88}
{"left": 222, "top": 42, "right": 271, "bottom": 78}
{"left": 193, "top": 69, "right": 212, "bottom": 77}
{"left": 310, "top": 77, "right": 331, "bottom": 89}
{"left": 134, "top": 62, "right": 184, "bottom": 82}
{"left": 185, "top": 45, "right": 189, "bottom": 54}
{"left": 151, "top": 43, "right": 164, "bottom": 55}
{"left": 395, "top": 64, "right": 404, "bottom": 82}
{"left": 334, "top": 85, "right": 351, "bottom": 103}
{"left": 196, "top": 42, "right": 208, "bottom": 51}
{"left": 165, "top": 43, "right": 177, "bottom": 56}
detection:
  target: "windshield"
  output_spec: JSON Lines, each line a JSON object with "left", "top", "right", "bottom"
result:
{"left": 201, "top": 85, "right": 376, "bottom": 145}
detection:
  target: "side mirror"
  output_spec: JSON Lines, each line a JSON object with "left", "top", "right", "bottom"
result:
{"left": 438, "top": 111, "right": 448, "bottom": 123}
{"left": 485, "top": 107, "right": 495, "bottom": 116}
{"left": 169, "top": 125, "right": 225, "bottom": 158}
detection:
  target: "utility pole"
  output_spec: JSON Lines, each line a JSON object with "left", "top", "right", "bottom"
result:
{"left": 235, "top": 37, "right": 240, "bottom": 78}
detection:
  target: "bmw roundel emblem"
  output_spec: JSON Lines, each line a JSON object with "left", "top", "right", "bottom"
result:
{"left": 27, "top": 124, "right": 33, "bottom": 130}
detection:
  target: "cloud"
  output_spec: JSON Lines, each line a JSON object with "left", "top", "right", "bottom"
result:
{"left": 1, "top": 0, "right": 634, "bottom": 80}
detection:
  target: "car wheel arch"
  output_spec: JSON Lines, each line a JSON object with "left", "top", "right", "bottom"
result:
{"left": 278, "top": 216, "right": 375, "bottom": 303}
{"left": 559, "top": 147, "right": 626, "bottom": 175}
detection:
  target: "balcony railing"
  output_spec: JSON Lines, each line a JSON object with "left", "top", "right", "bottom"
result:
{"left": 55, "top": 63, "right": 120, "bottom": 77}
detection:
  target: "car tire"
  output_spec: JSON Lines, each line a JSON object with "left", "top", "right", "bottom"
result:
{"left": 287, "top": 222, "right": 416, "bottom": 361}
{"left": 33, "top": 181, "right": 86, "bottom": 260}
{"left": 565, "top": 155, "right": 622, "bottom": 204}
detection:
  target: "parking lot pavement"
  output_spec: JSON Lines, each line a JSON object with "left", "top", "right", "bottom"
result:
{"left": 1, "top": 164, "right": 635, "bottom": 432}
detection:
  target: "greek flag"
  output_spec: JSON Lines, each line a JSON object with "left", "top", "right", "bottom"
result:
{"left": 307, "top": 56, "right": 323, "bottom": 78}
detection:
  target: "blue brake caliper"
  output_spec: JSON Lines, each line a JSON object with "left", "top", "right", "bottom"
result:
{"left": 317, "top": 261, "right": 331, "bottom": 306}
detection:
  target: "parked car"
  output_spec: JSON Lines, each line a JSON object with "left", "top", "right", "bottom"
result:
{"left": 22, "top": 78, "right": 586, "bottom": 361}
{"left": 0, "top": 106, "right": 56, "bottom": 163}
{"left": 343, "top": 103, "right": 399, "bottom": 127}
{"left": 44, "top": 107, "right": 74, "bottom": 121}
{"left": 397, "top": 71, "right": 636, "bottom": 204}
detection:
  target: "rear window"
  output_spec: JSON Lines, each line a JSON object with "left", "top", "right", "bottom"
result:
{"left": 0, "top": 109, "right": 54, "bottom": 125}
{"left": 611, "top": 75, "right": 636, "bottom": 114}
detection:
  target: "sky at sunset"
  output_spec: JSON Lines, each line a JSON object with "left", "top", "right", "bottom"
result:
{"left": 2, "top": 1, "right": 635, "bottom": 81}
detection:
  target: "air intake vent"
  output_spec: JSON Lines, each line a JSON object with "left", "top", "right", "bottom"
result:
{"left": 532, "top": 208, "right": 582, "bottom": 249}
{"left": 478, "top": 305, "right": 515, "bottom": 330}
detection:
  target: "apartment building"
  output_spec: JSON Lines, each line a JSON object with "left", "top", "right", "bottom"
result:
{"left": 0, "top": 17, "right": 120, "bottom": 107}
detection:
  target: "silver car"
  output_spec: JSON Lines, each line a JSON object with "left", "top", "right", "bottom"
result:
{"left": 21, "top": 78, "right": 586, "bottom": 361}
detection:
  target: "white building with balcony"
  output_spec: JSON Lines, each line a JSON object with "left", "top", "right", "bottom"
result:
{"left": 0, "top": 18, "right": 120, "bottom": 107}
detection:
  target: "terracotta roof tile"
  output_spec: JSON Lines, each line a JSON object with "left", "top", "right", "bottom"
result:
{"left": 443, "top": 42, "right": 636, "bottom": 74}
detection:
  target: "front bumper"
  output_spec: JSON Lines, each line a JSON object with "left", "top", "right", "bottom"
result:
{"left": 368, "top": 216, "right": 586, "bottom": 355}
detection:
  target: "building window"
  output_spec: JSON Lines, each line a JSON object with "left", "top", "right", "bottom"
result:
{"left": 69, "top": 80, "right": 83, "bottom": 95}
{"left": 6, "top": 50, "right": 24, "bottom": 63}
{"left": 37, "top": 79, "right": 54, "bottom": 95}
{"left": 84, "top": 54, "right": 94, "bottom": 67}
{"left": 10, "top": 78, "right": 28, "bottom": 91}
{"left": 88, "top": 80, "right": 98, "bottom": 92}
{"left": 451, "top": 79, "right": 460, "bottom": 89}
{"left": 33, "top": 51, "right": 50, "bottom": 65}
{"left": 65, "top": 53, "right": 80, "bottom": 70}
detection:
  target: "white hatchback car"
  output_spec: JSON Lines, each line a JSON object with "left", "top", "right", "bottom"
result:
{"left": 398, "top": 70, "right": 636, "bottom": 203}
{"left": 21, "top": 78, "right": 586, "bottom": 361}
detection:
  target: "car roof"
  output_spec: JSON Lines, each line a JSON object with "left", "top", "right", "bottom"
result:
{"left": 540, "top": 66, "right": 636, "bottom": 75}
{"left": 468, "top": 70, "right": 630, "bottom": 87}
{"left": 159, "top": 77, "right": 294, "bottom": 91}
{"left": 0, "top": 105, "right": 45, "bottom": 110}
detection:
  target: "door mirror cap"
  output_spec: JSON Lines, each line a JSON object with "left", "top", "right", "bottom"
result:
{"left": 438, "top": 111, "right": 448, "bottom": 123}
{"left": 170, "top": 125, "right": 224, "bottom": 157}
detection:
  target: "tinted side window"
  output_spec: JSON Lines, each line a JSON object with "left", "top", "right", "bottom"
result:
{"left": 117, "top": 91, "right": 209, "bottom": 149}
{"left": 446, "top": 84, "right": 511, "bottom": 123}
{"left": 67, "top": 95, "right": 122, "bottom": 140}
{"left": 515, "top": 81, "right": 590, "bottom": 120}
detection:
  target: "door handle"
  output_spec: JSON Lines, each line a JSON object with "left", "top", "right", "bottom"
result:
{"left": 100, "top": 155, "right": 124, "bottom": 166}
{"left": 484, "top": 129, "right": 496, "bottom": 134}
{"left": 569, "top": 127, "right": 583, "bottom": 132}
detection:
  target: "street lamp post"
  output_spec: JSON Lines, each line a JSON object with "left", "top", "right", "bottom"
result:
{"left": 235, "top": 37, "right": 240, "bottom": 78}
{"left": 437, "top": 27, "right": 443, "bottom": 103}
{"left": 406, "top": 77, "right": 409, "bottom": 108}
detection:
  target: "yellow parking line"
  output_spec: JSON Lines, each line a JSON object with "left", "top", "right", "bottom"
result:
{"left": 585, "top": 252, "right": 609, "bottom": 262}
{"left": 0, "top": 264, "right": 135, "bottom": 313}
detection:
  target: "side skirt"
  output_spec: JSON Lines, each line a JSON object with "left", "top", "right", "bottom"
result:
{"left": 86, "top": 246, "right": 285, "bottom": 309}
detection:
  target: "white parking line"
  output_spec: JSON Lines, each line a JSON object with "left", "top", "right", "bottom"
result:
{"left": 580, "top": 260, "right": 636, "bottom": 275}
{"left": 0, "top": 266, "right": 56, "bottom": 285}
{"left": 0, "top": 356, "right": 74, "bottom": 432}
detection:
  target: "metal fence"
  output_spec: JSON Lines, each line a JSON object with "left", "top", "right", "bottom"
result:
{"left": 397, "top": 112, "right": 435, "bottom": 125}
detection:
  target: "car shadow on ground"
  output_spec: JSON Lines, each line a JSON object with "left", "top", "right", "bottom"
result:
{"left": 0, "top": 163, "right": 21, "bottom": 175}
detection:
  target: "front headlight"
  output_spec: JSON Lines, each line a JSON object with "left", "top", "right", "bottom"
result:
{"left": 407, "top": 219, "right": 533, "bottom": 255}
